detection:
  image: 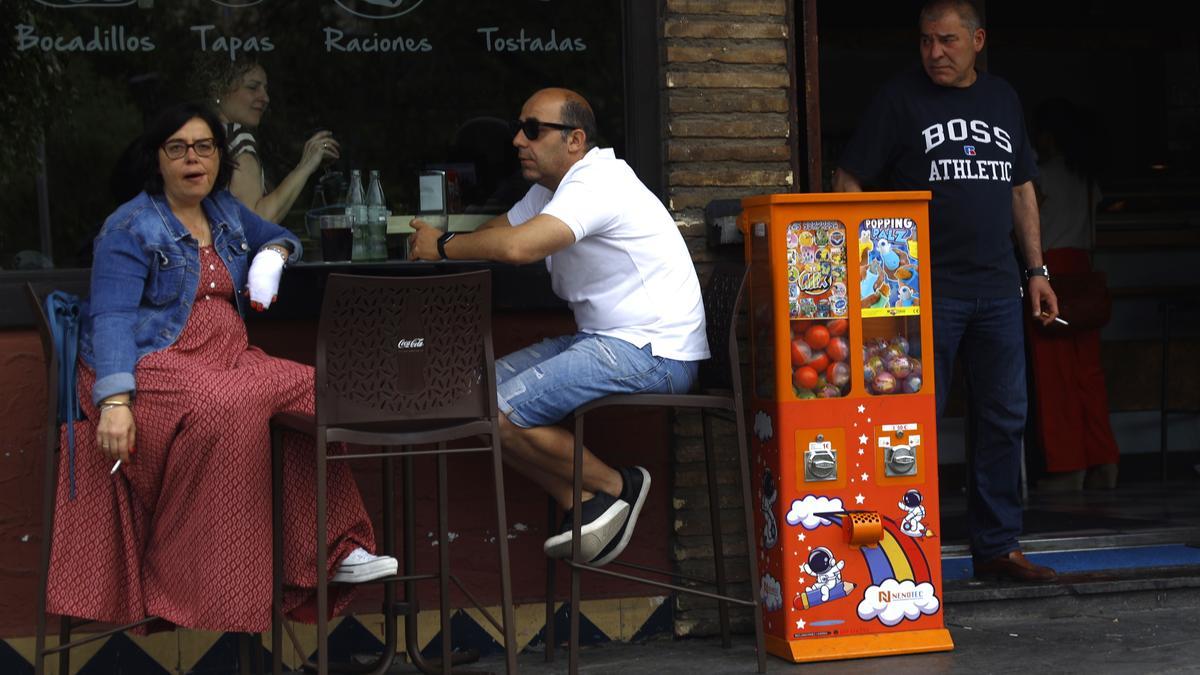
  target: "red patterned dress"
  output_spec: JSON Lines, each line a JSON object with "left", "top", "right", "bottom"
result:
{"left": 47, "top": 246, "right": 375, "bottom": 632}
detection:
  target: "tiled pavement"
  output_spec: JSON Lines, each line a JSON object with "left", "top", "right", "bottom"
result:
{"left": 6, "top": 477, "right": 1199, "bottom": 674}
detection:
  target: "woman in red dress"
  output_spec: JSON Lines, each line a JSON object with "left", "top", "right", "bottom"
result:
{"left": 1028, "top": 99, "right": 1120, "bottom": 491}
{"left": 46, "top": 103, "right": 394, "bottom": 633}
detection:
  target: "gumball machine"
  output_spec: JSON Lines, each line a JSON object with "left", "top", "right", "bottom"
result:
{"left": 739, "top": 192, "right": 953, "bottom": 663}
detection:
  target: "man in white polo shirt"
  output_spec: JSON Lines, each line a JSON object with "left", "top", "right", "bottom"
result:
{"left": 409, "top": 87, "right": 709, "bottom": 566}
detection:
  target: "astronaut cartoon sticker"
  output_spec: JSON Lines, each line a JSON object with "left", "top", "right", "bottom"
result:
{"left": 761, "top": 468, "right": 779, "bottom": 550}
{"left": 804, "top": 547, "right": 844, "bottom": 601}
{"left": 785, "top": 495, "right": 856, "bottom": 610}
{"left": 795, "top": 546, "right": 855, "bottom": 610}
{"left": 897, "top": 489, "right": 935, "bottom": 538}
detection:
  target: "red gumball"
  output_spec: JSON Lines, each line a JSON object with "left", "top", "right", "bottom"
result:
{"left": 791, "top": 339, "right": 813, "bottom": 367}
{"left": 793, "top": 365, "right": 819, "bottom": 390}
{"left": 804, "top": 324, "right": 831, "bottom": 350}
{"left": 827, "top": 318, "right": 848, "bottom": 337}
{"left": 806, "top": 351, "right": 830, "bottom": 373}
{"left": 826, "top": 336, "right": 849, "bottom": 362}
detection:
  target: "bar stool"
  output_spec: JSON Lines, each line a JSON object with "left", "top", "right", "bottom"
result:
{"left": 269, "top": 271, "right": 517, "bottom": 675}
{"left": 544, "top": 262, "right": 767, "bottom": 673}
{"left": 27, "top": 281, "right": 266, "bottom": 675}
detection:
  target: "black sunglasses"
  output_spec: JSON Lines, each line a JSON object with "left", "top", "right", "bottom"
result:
{"left": 510, "top": 117, "right": 578, "bottom": 141}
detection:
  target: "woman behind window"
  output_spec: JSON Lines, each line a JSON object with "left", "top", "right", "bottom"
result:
{"left": 193, "top": 55, "right": 339, "bottom": 222}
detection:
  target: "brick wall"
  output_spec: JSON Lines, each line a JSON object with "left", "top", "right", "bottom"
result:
{"left": 663, "top": 0, "right": 795, "bottom": 260}
{"left": 662, "top": 0, "right": 795, "bottom": 637}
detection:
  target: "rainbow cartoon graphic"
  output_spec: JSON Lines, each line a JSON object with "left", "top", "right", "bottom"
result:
{"left": 795, "top": 512, "right": 935, "bottom": 611}
{"left": 826, "top": 514, "right": 933, "bottom": 586}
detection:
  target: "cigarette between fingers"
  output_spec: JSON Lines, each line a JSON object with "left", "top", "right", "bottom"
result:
{"left": 1039, "top": 311, "right": 1069, "bottom": 326}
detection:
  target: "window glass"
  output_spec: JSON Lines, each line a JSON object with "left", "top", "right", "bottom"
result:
{"left": 1, "top": 0, "right": 624, "bottom": 270}
{"left": 858, "top": 218, "right": 924, "bottom": 396}
{"left": 785, "top": 220, "right": 851, "bottom": 400}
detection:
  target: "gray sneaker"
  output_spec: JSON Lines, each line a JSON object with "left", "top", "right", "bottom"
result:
{"left": 543, "top": 492, "right": 630, "bottom": 561}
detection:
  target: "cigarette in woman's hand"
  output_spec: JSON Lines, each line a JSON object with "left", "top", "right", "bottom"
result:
{"left": 1041, "top": 311, "right": 1069, "bottom": 326}
{"left": 109, "top": 445, "right": 136, "bottom": 475}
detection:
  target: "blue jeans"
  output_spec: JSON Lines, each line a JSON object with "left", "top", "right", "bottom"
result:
{"left": 496, "top": 333, "right": 699, "bottom": 428}
{"left": 933, "top": 296, "right": 1026, "bottom": 562}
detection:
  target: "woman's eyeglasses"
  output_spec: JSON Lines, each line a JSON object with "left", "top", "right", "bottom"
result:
{"left": 510, "top": 118, "right": 578, "bottom": 141}
{"left": 161, "top": 138, "right": 218, "bottom": 160}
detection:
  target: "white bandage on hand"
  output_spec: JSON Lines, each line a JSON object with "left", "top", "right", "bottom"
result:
{"left": 247, "top": 248, "right": 286, "bottom": 309}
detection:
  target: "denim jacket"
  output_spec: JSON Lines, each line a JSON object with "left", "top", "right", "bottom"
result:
{"left": 80, "top": 190, "right": 301, "bottom": 405}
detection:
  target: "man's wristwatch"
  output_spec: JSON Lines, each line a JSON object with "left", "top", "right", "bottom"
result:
{"left": 1024, "top": 265, "right": 1049, "bottom": 281}
{"left": 436, "top": 232, "right": 456, "bottom": 260}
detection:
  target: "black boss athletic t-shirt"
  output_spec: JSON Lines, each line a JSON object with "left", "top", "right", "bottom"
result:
{"left": 839, "top": 67, "right": 1037, "bottom": 299}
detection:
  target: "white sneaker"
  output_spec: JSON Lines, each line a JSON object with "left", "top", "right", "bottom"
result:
{"left": 331, "top": 547, "right": 397, "bottom": 583}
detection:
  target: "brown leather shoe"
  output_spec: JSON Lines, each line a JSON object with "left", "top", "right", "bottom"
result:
{"left": 973, "top": 550, "right": 1057, "bottom": 582}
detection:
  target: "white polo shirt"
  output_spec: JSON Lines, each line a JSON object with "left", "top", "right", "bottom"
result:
{"left": 507, "top": 148, "right": 710, "bottom": 361}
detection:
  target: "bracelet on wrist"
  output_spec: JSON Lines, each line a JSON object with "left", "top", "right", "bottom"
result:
{"left": 100, "top": 400, "right": 132, "bottom": 413}
{"left": 437, "top": 232, "right": 457, "bottom": 260}
{"left": 265, "top": 245, "right": 289, "bottom": 264}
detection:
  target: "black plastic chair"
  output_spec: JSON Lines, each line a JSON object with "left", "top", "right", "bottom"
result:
{"left": 27, "top": 281, "right": 265, "bottom": 675}
{"left": 544, "top": 262, "right": 766, "bottom": 673}
{"left": 269, "top": 270, "right": 517, "bottom": 675}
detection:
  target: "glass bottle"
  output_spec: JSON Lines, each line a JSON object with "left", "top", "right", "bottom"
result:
{"left": 365, "top": 170, "right": 389, "bottom": 261}
{"left": 345, "top": 170, "right": 368, "bottom": 262}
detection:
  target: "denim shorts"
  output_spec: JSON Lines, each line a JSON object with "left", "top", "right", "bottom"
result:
{"left": 496, "top": 333, "right": 699, "bottom": 428}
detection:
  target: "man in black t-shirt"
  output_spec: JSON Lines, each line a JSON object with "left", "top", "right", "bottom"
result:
{"left": 834, "top": 0, "right": 1060, "bottom": 582}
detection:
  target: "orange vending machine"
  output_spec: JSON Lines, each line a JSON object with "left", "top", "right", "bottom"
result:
{"left": 738, "top": 192, "right": 953, "bottom": 663}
